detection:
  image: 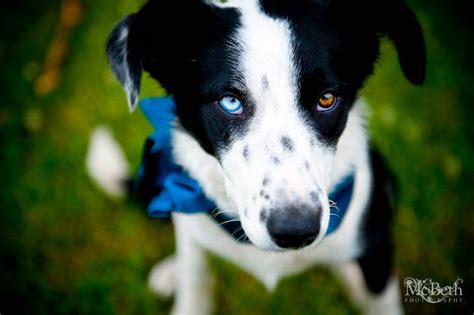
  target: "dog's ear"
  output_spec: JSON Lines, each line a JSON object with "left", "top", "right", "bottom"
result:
{"left": 376, "top": 0, "right": 426, "bottom": 85}
{"left": 106, "top": 1, "right": 233, "bottom": 110}
{"left": 106, "top": 14, "right": 142, "bottom": 112}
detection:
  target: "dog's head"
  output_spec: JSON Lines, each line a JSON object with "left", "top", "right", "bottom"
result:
{"left": 107, "top": 0, "right": 425, "bottom": 251}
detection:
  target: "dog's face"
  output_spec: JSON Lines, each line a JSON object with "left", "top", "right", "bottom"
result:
{"left": 107, "top": 0, "right": 425, "bottom": 251}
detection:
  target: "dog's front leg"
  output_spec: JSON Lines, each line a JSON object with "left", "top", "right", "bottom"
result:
{"left": 333, "top": 261, "right": 403, "bottom": 315}
{"left": 172, "top": 216, "right": 214, "bottom": 315}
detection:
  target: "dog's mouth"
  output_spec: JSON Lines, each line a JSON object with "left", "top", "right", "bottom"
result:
{"left": 215, "top": 202, "right": 327, "bottom": 250}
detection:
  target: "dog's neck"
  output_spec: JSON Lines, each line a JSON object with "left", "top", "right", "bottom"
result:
{"left": 330, "top": 99, "right": 370, "bottom": 188}
{"left": 171, "top": 99, "right": 370, "bottom": 214}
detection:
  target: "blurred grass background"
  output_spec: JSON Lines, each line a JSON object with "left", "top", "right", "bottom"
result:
{"left": 0, "top": 0, "right": 472, "bottom": 314}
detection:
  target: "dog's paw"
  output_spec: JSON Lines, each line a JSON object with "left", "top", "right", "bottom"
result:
{"left": 148, "top": 255, "right": 176, "bottom": 299}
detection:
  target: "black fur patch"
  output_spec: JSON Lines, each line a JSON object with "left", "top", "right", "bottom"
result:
{"left": 123, "top": 1, "right": 246, "bottom": 155}
{"left": 357, "top": 148, "right": 397, "bottom": 294}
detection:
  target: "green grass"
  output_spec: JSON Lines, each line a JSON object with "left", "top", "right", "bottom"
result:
{"left": 1, "top": 1, "right": 473, "bottom": 314}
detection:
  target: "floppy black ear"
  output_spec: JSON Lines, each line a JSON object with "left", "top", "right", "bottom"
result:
{"left": 106, "top": 14, "right": 142, "bottom": 112}
{"left": 377, "top": 0, "right": 426, "bottom": 85}
{"left": 106, "top": 1, "right": 232, "bottom": 110}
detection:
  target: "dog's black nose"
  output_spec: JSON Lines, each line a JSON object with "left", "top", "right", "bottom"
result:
{"left": 267, "top": 207, "right": 320, "bottom": 249}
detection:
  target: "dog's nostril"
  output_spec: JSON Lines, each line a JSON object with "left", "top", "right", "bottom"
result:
{"left": 267, "top": 209, "right": 320, "bottom": 249}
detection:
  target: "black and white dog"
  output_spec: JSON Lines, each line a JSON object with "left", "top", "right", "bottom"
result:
{"left": 90, "top": 0, "right": 425, "bottom": 314}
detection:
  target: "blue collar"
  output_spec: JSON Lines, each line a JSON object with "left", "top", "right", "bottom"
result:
{"left": 134, "top": 97, "right": 354, "bottom": 243}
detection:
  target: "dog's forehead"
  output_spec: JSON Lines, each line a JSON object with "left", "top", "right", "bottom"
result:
{"left": 212, "top": 0, "right": 338, "bottom": 98}
{"left": 211, "top": 0, "right": 375, "bottom": 86}
{"left": 235, "top": 1, "right": 300, "bottom": 108}
{"left": 194, "top": 0, "right": 349, "bottom": 100}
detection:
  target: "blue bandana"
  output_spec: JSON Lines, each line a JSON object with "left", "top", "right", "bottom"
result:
{"left": 134, "top": 97, "right": 354, "bottom": 242}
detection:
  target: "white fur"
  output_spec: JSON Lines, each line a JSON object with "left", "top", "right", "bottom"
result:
{"left": 332, "top": 262, "right": 369, "bottom": 307}
{"left": 148, "top": 255, "right": 177, "bottom": 298}
{"left": 110, "top": 21, "right": 138, "bottom": 112}
{"left": 332, "top": 263, "right": 404, "bottom": 315}
{"left": 86, "top": 126, "right": 129, "bottom": 198}
{"left": 172, "top": 125, "right": 231, "bottom": 214}
{"left": 364, "top": 277, "right": 404, "bottom": 315}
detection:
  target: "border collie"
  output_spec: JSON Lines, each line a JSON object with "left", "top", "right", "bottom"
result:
{"left": 88, "top": 0, "right": 425, "bottom": 314}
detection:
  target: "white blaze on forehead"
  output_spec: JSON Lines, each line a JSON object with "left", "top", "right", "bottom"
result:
{"left": 236, "top": 1, "right": 299, "bottom": 115}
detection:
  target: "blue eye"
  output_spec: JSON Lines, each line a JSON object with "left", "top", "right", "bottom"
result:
{"left": 219, "top": 96, "right": 244, "bottom": 115}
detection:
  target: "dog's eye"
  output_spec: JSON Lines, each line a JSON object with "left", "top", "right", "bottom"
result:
{"left": 317, "top": 92, "right": 338, "bottom": 111}
{"left": 219, "top": 96, "right": 244, "bottom": 115}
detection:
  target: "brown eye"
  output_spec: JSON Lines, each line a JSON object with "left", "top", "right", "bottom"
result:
{"left": 317, "top": 92, "right": 338, "bottom": 111}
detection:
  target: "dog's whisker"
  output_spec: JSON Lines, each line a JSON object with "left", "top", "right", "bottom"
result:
{"left": 231, "top": 226, "right": 243, "bottom": 238}
{"left": 330, "top": 213, "right": 342, "bottom": 219}
{"left": 209, "top": 207, "right": 220, "bottom": 217}
{"left": 213, "top": 208, "right": 238, "bottom": 215}
{"left": 217, "top": 218, "right": 242, "bottom": 227}
{"left": 210, "top": 209, "right": 239, "bottom": 219}
{"left": 209, "top": 203, "right": 238, "bottom": 212}
{"left": 237, "top": 233, "right": 247, "bottom": 243}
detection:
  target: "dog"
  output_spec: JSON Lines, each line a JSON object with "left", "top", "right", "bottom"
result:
{"left": 88, "top": 0, "right": 426, "bottom": 314}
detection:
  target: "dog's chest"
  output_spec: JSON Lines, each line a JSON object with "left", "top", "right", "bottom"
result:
{"left": 173, "top": 198, "right": 367, "bottom": 290}
{"left": 171, "top": 101, "right": 372, "bottom": 288}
